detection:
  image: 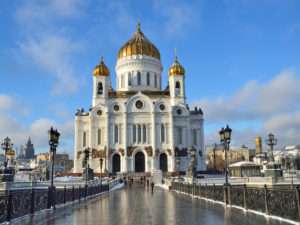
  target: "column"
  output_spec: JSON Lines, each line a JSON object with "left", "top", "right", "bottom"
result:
{"left": 105, "top": 112, "right": 110, "bottom": 173}
{"left": 151, "top": 112, "right": 156, "bottom": 172}
{"left": 169, "top": 111, "right": 175, "bottom": 172}
{"left": 123, "top": 112, "right": 128, "bottom": 172}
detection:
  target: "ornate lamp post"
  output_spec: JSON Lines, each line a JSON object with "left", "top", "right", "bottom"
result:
{"left": 264, "top": 133, "right": 283, "bottom": 178}
{"left": 1, "top": 137, "right": 13, "bottom": 170}
{"left": 265, "top": 133, "right": 277, "bottom": 163}
{"left": 83, "top": 148, "right": 90, "bottom": 186}
{"left": 219, "top": 125, "right": 232, "bottom": 205}
{"left": 99, "top": 158, "right": 103, "bottom": 184}
{"left": 219, "top": 125, "right": 232, "bottom": 186}
{"left": 48, "top": 127, "right": 60, "bottom": 208}
{"left": 187, "top": 147, "right": 197, "bottom": 183}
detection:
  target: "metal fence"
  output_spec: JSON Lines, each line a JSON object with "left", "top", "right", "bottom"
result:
{"left": 172, "top": 182, "right": 300, "bottom": 222}
{"left": 0, "top": 179, "right": 118, "bottom": 223}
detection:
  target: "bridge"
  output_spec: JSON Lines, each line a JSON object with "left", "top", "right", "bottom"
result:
{"left": 2, "top": 178, "right": 298, "bottom": 225}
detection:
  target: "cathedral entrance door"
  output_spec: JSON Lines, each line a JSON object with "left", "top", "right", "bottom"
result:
{"left": 112, "top": 154, "right": 121, "bottom": 173}
{"left": 159, "top": 153, "right": 168, "bottom": 172}
{"left": 135, "top": 152, "right": 145, "bottom": 172}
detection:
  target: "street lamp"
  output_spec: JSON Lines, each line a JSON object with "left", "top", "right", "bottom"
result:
{"left": 188, "top": 147, "right": 197, "bottom": 183}
{"left": 48, "top": 127, "right": 60, "bottom": 187}
{"left": 1, "top": 137, "right": 13, "bottom": 170}
{"left": 48, "top": 127, "right": 60, "bottom": 208}
{"left": 219, "top": 125, "right": 232, "bottom": 186}
{"left": 83, "top": 148, "right": 90, "bottom": 186}
{"left": 99, "top": 158, "right": 103, "bottom": 184}
{"left": 265, "top": 133, "right": 277, "bottom": 163}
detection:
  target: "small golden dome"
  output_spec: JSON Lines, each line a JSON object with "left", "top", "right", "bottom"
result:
{"left": 169, "top": 56, "right": 185, "bottom": 76}
{"left": 93, "top": 57, "right": 110, "bottom": 76}
{"left": 118, "top": 23, "right": 160, "bottom": 60}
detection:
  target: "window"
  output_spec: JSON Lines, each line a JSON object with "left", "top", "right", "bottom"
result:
{"left": 97, "top": 82, "right": 103, "bottom": 95}
{"left": 137, "top": 71, "right": 141, "bottom": 85}
{"left": 97, "top": 129, "right": 101, "bottom": 145}
{"left": 143, "top": 125, "right": 147, "bottom": 143}
{"left": 138, "top": 125, "right": 142, "bottom": 143}
{"left": 161, "top": 124, "right": 165, "bottom": 143}
{"left": 133, "top": 125, "right": 136, "bottom": 143}
{"left": 177, "top": 127, "right": 183, "bottom": 145}
{"left": 193, "top": 130, "right": 197, "bottom": 145}
{"left": 154, "top": 74, "right": 157, "bottom": 88}
{"left": 83, "top": 132, "right": 87, "bottom": 147}
{"left": 114, "top": 125, "right": 119, "bottom": 144}
{"left": 135, "top": 100, "right": 143, "bottom": 109}
{"left": 175, "top": 81, "right": 181, "bottom": 96}
{"left": 128, "top": 72, "right": 132, "bottom": 86}
{"left": 146, "top": 72, "right": 150, "bottom": 86}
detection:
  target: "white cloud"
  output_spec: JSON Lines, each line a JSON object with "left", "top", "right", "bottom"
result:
{"left": 0, "top": 113, "right": 74, "bottom": 155}
{"left": 0, "top": 95, "right": 15, "bottom": 111}
{"left": 0, "top": 94, "right": 30, "bottom": 116}
{"left": 15, "top": 0, "right": 84, "bottom": 95}
{"left": 195, "top": 70, "right": 300, "bottom": 123}
{"left": 194, "top": 70, "right": 300, "bottom": 148}
{"left": 19, "top": 35, "right": 81, "bottom": 95}
{"left": 152, "top": 0, "right": 199, "bottom": 37}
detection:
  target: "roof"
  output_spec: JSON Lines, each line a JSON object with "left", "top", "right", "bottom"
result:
{"left": 229, "top": 161, "right": 260, "bottom": 168}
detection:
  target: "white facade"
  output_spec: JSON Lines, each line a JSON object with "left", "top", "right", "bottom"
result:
{"left": 73, "top": 25, "right": 205, "bottom": 174}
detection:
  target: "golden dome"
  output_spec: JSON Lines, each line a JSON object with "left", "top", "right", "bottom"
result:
{"left": 93, "top": 57, "right": 110, "bottom": 76}
{"left": 169, "top": 56, "right": 185, "bottom": 76}
{"left": 118, "top": 23, "right": 160, "bottom": 60}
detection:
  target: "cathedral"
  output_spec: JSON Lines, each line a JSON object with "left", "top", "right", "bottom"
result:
{"left": 73, "top": 24, "right": 205, "bottom": 174}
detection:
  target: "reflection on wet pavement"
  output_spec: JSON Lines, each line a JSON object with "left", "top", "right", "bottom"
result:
{"left": 11, "top": 184, "right": 293, "bottom": 225}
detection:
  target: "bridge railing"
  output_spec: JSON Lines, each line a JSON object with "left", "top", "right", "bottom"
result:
{"left": 0, "top": 177, "right": 121, "bottom": 223}
{"left": 171, "top": 181, "right": 300, "bottom": 222}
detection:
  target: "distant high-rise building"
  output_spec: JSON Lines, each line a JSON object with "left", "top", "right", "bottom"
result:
{"left": 255, "top": 136, "right": 262, "bottom": 155}
{"left": 24, "top": 137, "right": 35, "bottom": 159}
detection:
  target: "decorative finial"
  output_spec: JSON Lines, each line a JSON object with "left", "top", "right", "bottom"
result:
{"left": 100, "top": 56, "right": 104, "bottom": 63}
{"left": 137, "top": 21, "right": 141, "bottom": 32}
{"left": 174, "top": 48, "right": 178, "bottom": 62}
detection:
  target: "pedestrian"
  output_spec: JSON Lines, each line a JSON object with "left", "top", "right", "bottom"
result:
{"left": 151, "top": 181, "right": 155, "bottom": 194}
{"left": 146, "top": 179, "right": 149, "bottom": 189}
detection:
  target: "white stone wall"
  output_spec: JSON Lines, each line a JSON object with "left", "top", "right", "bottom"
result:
{"left": 73, "top": 55, "right": 205, "bottom": 174}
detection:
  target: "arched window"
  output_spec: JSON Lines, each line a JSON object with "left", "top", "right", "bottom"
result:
{"left": 154, "top": 74, "right": 157, "bottom": 88}
{"left": 83, "top": 131, "right": 87, "bottom": 147}
{"left": 175, "top": 81, "right": 181, "bottom": 96}
{"left": 146, "top": 72, "right": 150, "bottom": 86}
{"left": 193, "top": 129, "right": 197, "bottom": 145}
{"left": 128, "top": 72, "right": 132, "bottom": 86}
{"left": 97, "top": 82, "right": 103, "bottom": 95}
{"left": 143, "top": 125, "right": 147, "bottom": 143}
{"left": 97, "top": 129, "right": 101, "bottom": 145}
{"left": 161, "top": 124, "right": 165, "bottom": 143}
{"left": 137, "top": 71, "right": 141, "bottom": 85}
{"left": 138, "top": 125, "right": 142, "bottom": 143}
{"left": 177, "top": 127, "right": 183, "bottom": 145}
{"left": 133, "top": 125, "right": 136, "bottom": 143}
{"left": 114, "top": 125, "right": 119, "bottom": 144}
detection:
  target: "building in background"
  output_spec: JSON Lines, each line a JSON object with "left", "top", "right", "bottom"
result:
{"left": 18, "top": 137, "right": 35, "bottom": 160}
{"left": 229, "top": 161, "right": 262, "bottom": 177}
{"left": 73, "top": 24, "right": 205, "bottom": 174}
{"left": 205, "top": 144, "right": 256, "bottom": 172}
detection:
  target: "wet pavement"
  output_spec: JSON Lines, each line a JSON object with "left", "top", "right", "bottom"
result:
{"left": 12, "top": 183, "right": 294, "bottom": 225}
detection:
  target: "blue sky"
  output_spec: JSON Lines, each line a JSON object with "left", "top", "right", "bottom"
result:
{"left": 1, "top": 0, "right": 300, "bottom": 156}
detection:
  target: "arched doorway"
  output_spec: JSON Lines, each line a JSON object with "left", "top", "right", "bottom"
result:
{"left": 135, "top": 152, "right": 145, "bottom": 172}
{"left": 159, "top": 153, "right": 168, "bottom": 172}
{"left": 112, "top": 154, "right": 121, "bottom": 173}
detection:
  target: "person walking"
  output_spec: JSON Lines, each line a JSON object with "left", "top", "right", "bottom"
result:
{"left": 151, "top": 181, "right": 155, "bottom": 194}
